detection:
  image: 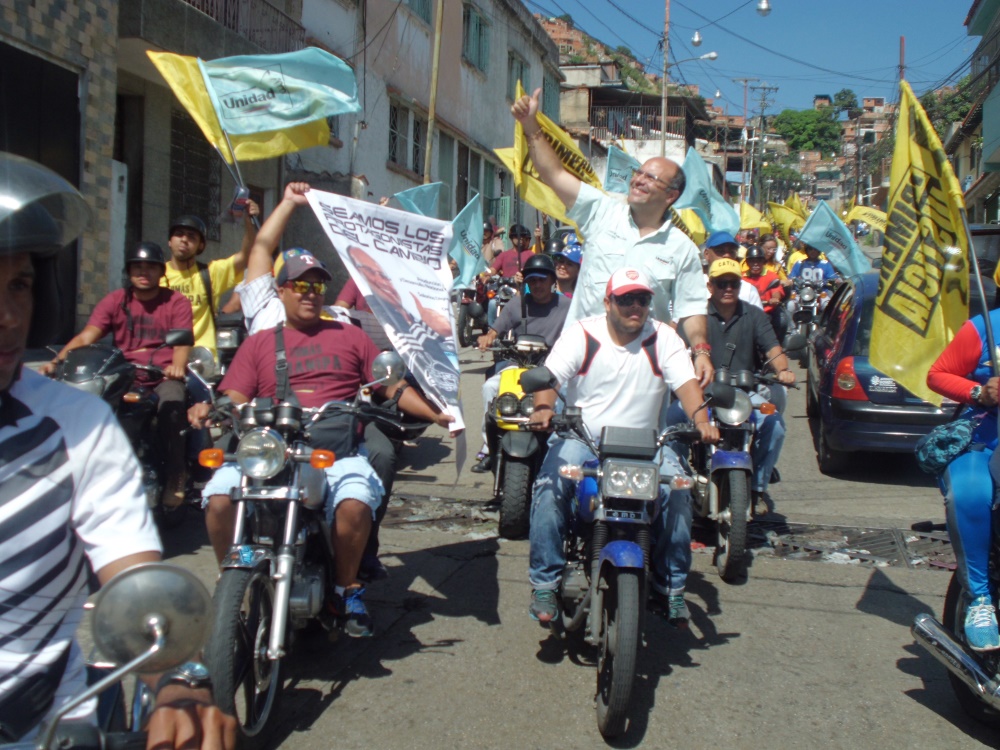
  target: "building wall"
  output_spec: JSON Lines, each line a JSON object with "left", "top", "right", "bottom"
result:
{"left": 1, "top": 0, "right": 119, "bottom": 322}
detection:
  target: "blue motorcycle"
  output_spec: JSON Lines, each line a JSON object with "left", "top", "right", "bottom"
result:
{"left": 520, "top": 368, "right": 732, "bottom": 737}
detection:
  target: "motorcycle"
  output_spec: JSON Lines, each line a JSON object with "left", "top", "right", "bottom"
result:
{"left": 683, "top": 337, "right": 803, "bottom": 582}
{"left": 453, "top": 281, "right": 488, "bottom": 348}
{"left": 785, "top": 278, "right": 834, "bottom": 360}
{"left": 53, "top": 329, "right": 196, "bottom": 527}
{"left": 214, "top": 311, "right": 247, "bottom": 377}
{"left": 483, "top": 333, "right": 549, "bottom": 539}
{"left": 519, "top": 366, "right": 732, "bottom": 738}
{"left": 485, "top": 276, "right": 518, "bottom": 326}
{"left": 196, "top": 351, "right": 407, "bottom": 749}
{"left": 4, "top": 563, "right": 212, "bottom": 750}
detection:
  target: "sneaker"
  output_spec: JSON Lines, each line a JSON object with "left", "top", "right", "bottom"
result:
{"left": 666, "top": 595, "right": 690, "bottom": 629}
{"left": 965, "top": 595, "right": 1000, "bottom": 652}
{"left": 470, "top": 452, "right": 492, "bottom": 474}
{"left": 529, "top": 589, "right": 558, "bottom": 623}
{"left": 329, "top": 585, "right": 374, "bottom": 638}
{"left": 752, "top": 490, "right": 770, "bottom": 516}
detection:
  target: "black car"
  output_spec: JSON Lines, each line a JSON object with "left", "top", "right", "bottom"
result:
{"left": 805, "top": 272, "right": 960, "bottom": 475}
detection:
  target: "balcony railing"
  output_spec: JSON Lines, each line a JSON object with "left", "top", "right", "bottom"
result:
{"left": 185, "top": 0, "right": 305, "bottom": 53}
{"left": 589, "top": 105, "right": 687, "bottom": 142}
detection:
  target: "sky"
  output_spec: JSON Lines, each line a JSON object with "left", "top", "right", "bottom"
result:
{"left": 524, "top": 0, "right": 977, "bottom": 116}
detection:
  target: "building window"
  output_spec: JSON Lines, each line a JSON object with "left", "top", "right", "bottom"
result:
{"left": 405, "top": 0, "right": 431, "bottom": 23}
{"left": 542, "top": 71, "right": 559, "bottom": 120}
{"left": 558, "top": 44, "right": 572, "bottom": 54}
{"left": 388, "top": 101, "right": 426, "bottom": 174}
{"left": 412, "top": 117, "right": 426, "bottom": 174}
{"left": 462, "top": 4, "right": 490, "bottom": 73}
{"left": 327, "top": 115, "right": 341, "bottom": 143}
{"left": 170, "top": 110, "right": 221, "bottom": 242}
{"left": 507, "top": 53, "right": 529, "bottom": 101}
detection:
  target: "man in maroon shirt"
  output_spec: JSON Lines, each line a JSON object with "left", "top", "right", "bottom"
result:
{"left": 479, "top": 224, "right": 535, "bottom": 325}
{"left": 43, "top": 241, "right": 193, "bottom": 509}
{"left": 189, "top": 251, "right": 454, "bottom": 636}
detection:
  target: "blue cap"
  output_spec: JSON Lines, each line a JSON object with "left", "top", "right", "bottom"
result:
{"left": 553, "top": 245, "right": 582, "bottom": 265}
{"left": 704, "top": 231, "right": 739, "bottom": 249}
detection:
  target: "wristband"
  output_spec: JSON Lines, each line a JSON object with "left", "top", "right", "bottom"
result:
{"left": 692, "top": 343, "right": 711, "bottom": 353}
{"left": 694, "top": 350, "right": 712, "bottom": 358}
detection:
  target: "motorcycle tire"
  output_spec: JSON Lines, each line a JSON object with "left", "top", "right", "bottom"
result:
{"left": 204, "top": 565, "right": 283, "bottom": 750}
{"left": 942, "top": 572, "right": 1000, "bottom": 726}
{"left": 595, "top": 568, "right": 640, "bottom": 738}
{"left": 457, "top": 306, "right": 474, "bottom": 348}
{"left": 715, "top": 470, "right": 750, "bottom": 582}
{"left": 498, "top": 457, "right": 533, "bottom": 539}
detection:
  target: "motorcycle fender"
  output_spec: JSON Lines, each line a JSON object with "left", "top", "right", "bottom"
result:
{"left": 575, "top": 472, "right": 600, "bottom": 523}
{"left": 598, "top": 540, "right": 645, "bottom": 571}
{"left": 711, "top": 450, "right": 753, "bottom": 473}
{"left": 500, "top": 429, "right": 542, "bottom": 458}
{"left": 221, "top": 545, "right": 274, "bottom": 570}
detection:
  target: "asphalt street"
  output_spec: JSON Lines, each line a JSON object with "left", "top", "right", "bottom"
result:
{"left": 117, "top": 348, "right": 996, "bottom": 749}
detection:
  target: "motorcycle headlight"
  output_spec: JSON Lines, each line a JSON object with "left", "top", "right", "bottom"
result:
{"left": 216, "top": 329, "right": 240, "bottom": 350}
{"left": 236, "top": 428, "right": 287, "bottom": 479}
{"left": 496, "top": 393, "right": 519, "bottom": 417}
{"left": 801, "top": 288, "right": 817, "bottom": 302}
{"left": 519, "top": 394, "right": 535, "bottom": 416}
{"left": 714, "top": 389, "right": 754, "bottom": 426}
{"left": 67, "top": 376, "right": 105, "bottom": 397}
{"left": 600, "top": 459, "right": 659, "bottom": 501}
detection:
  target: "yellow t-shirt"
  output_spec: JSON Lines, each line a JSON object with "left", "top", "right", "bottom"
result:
{"left": 161, "top": 257, "right": 238, "bottom": 352}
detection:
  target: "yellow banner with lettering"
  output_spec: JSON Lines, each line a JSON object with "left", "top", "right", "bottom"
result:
{"left": 845, "top": 205, "right": 887, "bottom": 233}
{"left": 869, "top": 80, "right": 969, "bottom": 406}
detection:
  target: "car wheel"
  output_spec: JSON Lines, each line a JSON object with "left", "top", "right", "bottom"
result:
{"left": 817, "top": 420, "right": 847, "bottom": 475}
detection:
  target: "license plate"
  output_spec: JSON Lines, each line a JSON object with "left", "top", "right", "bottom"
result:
{"left": 606, "top": 510, "right": 641, "bottom": 520}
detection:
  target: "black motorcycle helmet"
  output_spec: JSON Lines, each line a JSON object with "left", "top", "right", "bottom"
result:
{"left": 508, "top": 223, "right": 531, "bottom": 240}
{"left": 482, "top": 221, "right": 494, "bottom": 237}
{"left": 745, "top": 244, "right": 766, "bottom": 261}
{"left": 545, "top": 238, "right": 562, "bottom": 255}
{"left": 0, "top": 152, "right": 90, "bottom": 347}
{"left": 125, "top": 241, "right": 167, "bottom": 268}
{"left": 169, "top": 214, "right": 208, "bottom": 252}
{"left": 522, "top": 253, "right": 556, "bottom": 278}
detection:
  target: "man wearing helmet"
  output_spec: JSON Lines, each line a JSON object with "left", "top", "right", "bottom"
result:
{"left": 162, "top": 201, "right": 259, "bottom": 354}
{"left": 42, "top": 241, "right": 194, "bottom": 510}
{"left": 0, "top": 153, "right": 235, "bottom": 747}
{"left": 472, "top": 254, "right": 569, "bottom": 473}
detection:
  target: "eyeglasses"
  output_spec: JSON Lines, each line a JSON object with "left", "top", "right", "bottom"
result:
{"left": 284, "top": 280, "right": 328, "bottom": 296}
{"left": 612, "top": 292, "right": 653, "bottom": 308}
{"left": 712, "top": 279, "right": 741, "bottom": 290}
{"left": 630, "top": 168, "right": 674, "bottom": 191}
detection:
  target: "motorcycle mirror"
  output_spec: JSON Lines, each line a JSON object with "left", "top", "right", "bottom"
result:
{"left": 519, "top": 366, "right": 557, "bottom": 394}
{"left": 782, "top": 332, "right": 808, "bottom": 358}
{"left": 704, "top": 381, "right": 736, "bottom": 409}
{"left": 371, "top": 350, "right": 406, "bottom": 387}
{"left": 165, "top": 328, "right": 195, "bottom": 348}
{"left": 187, "top": 346, "right": 217, "bottom": 381}
{"left": 91, "top": 562, "right": 213, "bottom": 674}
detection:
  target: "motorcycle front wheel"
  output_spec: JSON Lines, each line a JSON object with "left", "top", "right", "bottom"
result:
{"left": 204, "top": 565, "right": 283, "bottom": 750}
{"left": 942, "top": 573, "right": 1000, "bottom": 726}
{"left": 498, "top": 456, "right": 533, "bottom": 539}
{"left": 715, "top": 470, "right": 750, "bottom": 582}
{"left": 595, "top": 568, "right": 640, "bottom": 738}
{"left": 457, "top": 305, "right": 475, "bottom": 348}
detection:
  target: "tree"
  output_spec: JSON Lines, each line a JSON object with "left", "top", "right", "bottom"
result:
{"left": 770, "top": 108, "right": 843, "bottom": 155}
{"left": 557, "top": 13, "right": 574, "bottom": 25}
{"left": 833, "top": 88, "right": 860, "bottom": 118}
{"left": 920, "top": 75, "right": 979, "bottom": 140}
{"left": 615, "top": 45, "right": 634, "bottom": 58}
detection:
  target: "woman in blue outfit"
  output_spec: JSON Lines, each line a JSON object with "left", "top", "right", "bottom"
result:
{"left": 927, "top": 309, "right": 1000, "bottom": 651}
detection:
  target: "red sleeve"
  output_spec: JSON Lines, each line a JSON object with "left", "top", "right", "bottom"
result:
{"left": 336, "top": 278, "right": 360, "bottom": 306}
{"left": 927, "top": 321, "right": 983, "bottom": 403}
{"left": 489, "top": 251, "right": 505, "bottom": 273}
{"left": 86, "top": 290, "right": 120, "bottom": 334}
{"left": 219, "top": 331, "right": 266, "bottom": 399}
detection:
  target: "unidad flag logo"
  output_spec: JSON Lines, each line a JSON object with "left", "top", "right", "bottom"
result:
{"left": 798, "top": 200, "right": 871, "bottom": 277}
{"left": 604, "top": 145, "right": 640, "bottom": 195}
{"left": 869, "top": 79, "right": 970, "bottom": 406}
{"left": 846, "top": 205, "right": 887, "bottom": 233}
{"left": 673, "top": 147, "right": 739, "bottom": 235}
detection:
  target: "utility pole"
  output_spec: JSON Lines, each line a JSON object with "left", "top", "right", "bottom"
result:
{"left": 659, "top": 0, "right": 670, "bottom": 157}
{"left": 732, "top": 77, "right": 758, "bottom": 201}
{"left": 750, "top": 83, "right": 778, "bottom": 206}
{"left": 422, "top": 0, "right": 446, "bottom": 183}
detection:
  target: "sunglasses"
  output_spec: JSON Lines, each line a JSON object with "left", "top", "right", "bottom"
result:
{"left": 284, "top": 280, "right": 328, "bottom": 296}
{"left": 713, "top": 279, "right": 741, "bottom": 290}
{"left": 630, "top": 168, "right": 674, "bottom": 191}
{"left": 612, "top": 292, "right": 652, "bottom": 308}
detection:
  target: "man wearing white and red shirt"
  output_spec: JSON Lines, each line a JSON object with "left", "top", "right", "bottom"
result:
{"left": 43, "top": 241, "right": 193, "bottom": 510}
{"left": 524, "top": 268, "right": 718, "bottom": 627}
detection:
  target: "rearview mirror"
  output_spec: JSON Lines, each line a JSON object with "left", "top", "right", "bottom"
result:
{"left": 704, "top": 381, "right": 736, "bottom": 409}
{"left": 165, "top": 328, "right": 195, "bottom": 347}
{"left": 371, "top": 350, "right": 406, "bottom": 387}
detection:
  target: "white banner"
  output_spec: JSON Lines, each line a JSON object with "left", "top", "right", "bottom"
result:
{"left": 305, "top": 191, "right": 465, "bottom": 434}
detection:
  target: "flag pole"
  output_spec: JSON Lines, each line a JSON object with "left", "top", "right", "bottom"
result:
{"left": 220, "top": 130, "right": 261, "bottom": 230}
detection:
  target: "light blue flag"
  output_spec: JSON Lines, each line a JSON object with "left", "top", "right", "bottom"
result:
{"left": 673, "top": 147, "right": 740, "bottom": 236}
{"left": 798, "top": 200, "right": 872, "bottom": 277}
{"left": 199, "top": 48, "right": 361, "bottom": 136}
{"left": 449, "top": 195, "right": 486, "bottom": 287}
{"left": 393, "top": 183, "right": 447, "bottom": 219}
{"left": 604, "top": 146, "right": 640, "bottom": 194}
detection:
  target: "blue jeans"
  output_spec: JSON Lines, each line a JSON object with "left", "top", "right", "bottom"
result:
{"left": 528, "top": 435, "right": 693, "bottom": 596}
{"left": 752, "top": 411, "right": 785, "bottom": 493}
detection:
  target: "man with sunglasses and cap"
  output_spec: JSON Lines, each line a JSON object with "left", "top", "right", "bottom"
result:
{"left": 511, "top": 89, "right": 713, "bottom": 387}
{"left": 524, "top": 267, "right": 718, "bottom": 626}
{"left": 42, "top": 241, "right": 194, "bottom": 511}
{"left": 702, "top": 231, "right": 763, "bottom": 309}
{"left": 0, "top": 153, "right": 236, "bottom": 748}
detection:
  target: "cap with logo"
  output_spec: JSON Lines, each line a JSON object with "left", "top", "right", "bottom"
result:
{"left": 606, "top": 267, "right": 654, "bottom": 297}
{"left": 708, "top": 258, "right": 743, "bottom": 279}
{"left": 275, "top": 248, "right": 333, "bottom": 285}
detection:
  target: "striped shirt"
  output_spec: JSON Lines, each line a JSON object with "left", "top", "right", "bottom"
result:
{"left": 0, "top": 369, "right": 161, "bottom": 734}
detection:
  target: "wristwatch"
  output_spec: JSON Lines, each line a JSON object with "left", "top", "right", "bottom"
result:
{"left": 970, "top": 384, "right": 984, "bottom": 404}
{"left": 156, "top": 661, "right": 211, "bottom": 693}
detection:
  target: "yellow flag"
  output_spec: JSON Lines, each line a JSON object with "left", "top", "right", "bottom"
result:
{"left": 846, "top": 205, "right": 887, "bottom": 233}
{"left": 869, "top": 80, "right": 970, "bottom": 406}
{"left": 494, "top": 148, "right": 576, "bottom": 228}
{"left": 147, "top": 51, "right": 330, "bottom": 163}
{"left": 768, "top": 202, "right": 806, "bottom": 241}
{"left": 739, "top": 202, "right": 772, "bottom": 232}
{"left": 843, "top": 196, "right": 856, "bottom": 218}
{"left": 785, "top": 192, "right": 809, "bottom": 219}
{"left": 676, "top": 208, "right": 707, "bottom": 246}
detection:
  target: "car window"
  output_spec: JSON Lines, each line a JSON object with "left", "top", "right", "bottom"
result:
{"left": 821, "top": 284, "right": 851, "bottom": 337}
{"left": 854, "top": 291, "right": 876, "bottom": 357}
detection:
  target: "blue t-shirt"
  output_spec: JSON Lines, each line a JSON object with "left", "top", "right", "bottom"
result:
{"left": 790, "top": 258, "right": 838, "bottom": 283}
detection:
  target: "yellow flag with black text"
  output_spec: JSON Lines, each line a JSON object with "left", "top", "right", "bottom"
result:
{"left": 846, "top": 205, "right": 887, "bottom": 233}
{"left": 869, "top": 80, "right": 969, "bottom": 406}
